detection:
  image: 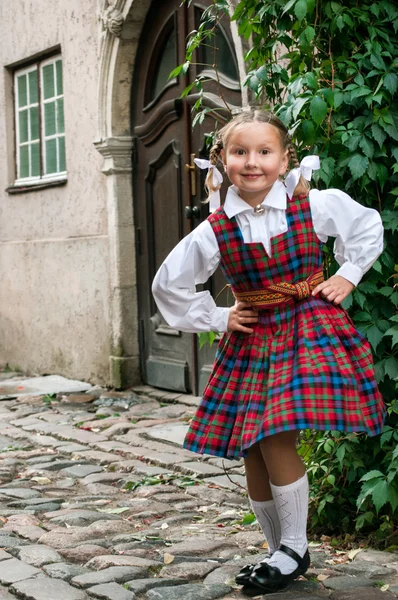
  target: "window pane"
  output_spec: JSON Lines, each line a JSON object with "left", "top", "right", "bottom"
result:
{"left": 30, "top": 106, "right": 39, "bottom": 140}
{"left": 57, "top": 98, "right": 64, "bottom": 133}
{"left": 56, "top": 60, "right": 63, "bottom": 95}
{"left": 151, "top": 27, "right": 176, "bottom": 100}
{"left": 43, "top": 64, "right": 55, "bottom": 99}
{"left": 31, "top": 142, "right": 40, "bottom": 176}
{"left": 19, "top": 109, "right": 29, "bottom": 143}
{"left": 44, "top": 101, "right": 56, "bottom": 136}
{"left": 45, "top": 138, "right": 57, "bottom": 173}
{"left": 29, "top": 70, "right": 38, "bottom": 104}
{"left": 17, "top": 74, "right": 27, "bottom": 107}
{"left": 19, "top": 145, "right": 29, "bottom": 178}
{"left": 203, "top": 26, "right": 239, "bottom": 81}
{"left": 58, "top": 136, "right": 66, "bottom": 172}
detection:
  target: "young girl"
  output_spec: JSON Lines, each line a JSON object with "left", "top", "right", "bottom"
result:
{"left": 152, "top": 109, "right": 385, "bottom": 595}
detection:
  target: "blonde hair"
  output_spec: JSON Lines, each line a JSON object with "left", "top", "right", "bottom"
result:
{"left": 204, "top": 109, "right": 309, "bottom": 200}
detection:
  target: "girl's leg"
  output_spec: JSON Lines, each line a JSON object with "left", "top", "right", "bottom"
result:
{"left": 244, "top": 443, "right": 281, "bottom": 555}
{"left": 259, "top": 430, "right": 309, "bottom": 575}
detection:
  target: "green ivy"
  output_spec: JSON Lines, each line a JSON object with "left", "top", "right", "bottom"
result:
{"left": 179, "top": 0, "right": 398, "bottom": 543}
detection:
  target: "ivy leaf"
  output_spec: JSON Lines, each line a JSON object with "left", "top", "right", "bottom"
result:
{"left": 370, "top": 54, "right": 387, "bottom": 71}
{"left": 305, "top": 72, "right": 317, "bottom": 89}
{"left": 310, "top": 96, "right": 327, "bottom": 125}
{"left": 371, "top": 124, "right": 386, "bottom": 148}
{"left": 359, "top": 136, "right": 375, "bottom": 159}
{"left": 295, "top": 0, "right": 307, "bottom": 20}
{"left": 384, "top": 357, "right": 398, "bottom": 380}
{"left": 371, "top": 479, "right": 389, "bottom": 513}
{"left": 318, "top": 157, "right": 336, "bottom": 186}
{"left": 334, "top": 91, "right": 344, "bottom": 108}
{"left": 367, "top": 324, "right": 384, "bottom": 351}
{"left": 360, "top": 470, "right": 384, "bottom": 482}
{"left": 385, "top": 325, "right": 398, "bottom": 347}
{"left": 301, "top": 120, "right": 317, "bottom": 145}
{"left": 348, "top": 154, "right": 369, "bottom": 180}
{"left": 304, "top": 26, "right": 315, "bottom": 42}
{"left": 384, "top": 73, "right": 398, "bottom": 95}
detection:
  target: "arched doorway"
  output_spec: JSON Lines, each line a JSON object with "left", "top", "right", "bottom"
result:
{"left": 132, "top": 0, "right": 242, "bottom": 394}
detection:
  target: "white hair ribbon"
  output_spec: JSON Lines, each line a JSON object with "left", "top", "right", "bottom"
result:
{"left": 284, "top": 155, "right": 320, "bottom": 199}
{"left": 194, "top": 158, "right": 224, "bottom": 212}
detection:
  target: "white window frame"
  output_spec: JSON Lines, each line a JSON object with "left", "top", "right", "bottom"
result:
{"left": 14, "top": 54, "right": 66, "bottom": 186}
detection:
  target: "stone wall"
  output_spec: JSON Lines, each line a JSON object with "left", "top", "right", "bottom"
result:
{"left": 0, "top": 0, "right": 111, "bottom": 383}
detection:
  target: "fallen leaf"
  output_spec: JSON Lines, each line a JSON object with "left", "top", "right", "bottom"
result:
{"left": 31, "top": 477, "right": 51, "bottom": 485}
{"left": 381, "top": 584, "right": 390, "bottom": 592}
{"left": 97, "top": 507, "right": 130, "bottom": 514}
{"left": 160, "top": 522, "right": 169, "bottom": 529}
{"left": 347, "top": 548, "right": 362, "bottom": 561}
{"left": 164, "top": 553, "right": 175, "bottom": 564}
{"left": 317, "top": 574, "right": 329, "bottom": 581}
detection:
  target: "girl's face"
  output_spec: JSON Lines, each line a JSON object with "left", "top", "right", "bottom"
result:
{"left": 222, "top": 122, "right": 289, "bottom": 207}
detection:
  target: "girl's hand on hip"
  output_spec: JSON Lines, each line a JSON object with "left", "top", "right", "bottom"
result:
{"left": 228, "top": 302, "right": 258, "bottom": 333}
{"left": 312, "top": 275, "right": 355, "bottom": 305}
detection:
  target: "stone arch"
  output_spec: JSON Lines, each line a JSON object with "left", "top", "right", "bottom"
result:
{"left": 94, "top": 0, "right": 247, "bottom": 388}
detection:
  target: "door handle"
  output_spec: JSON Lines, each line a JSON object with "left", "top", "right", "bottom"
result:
{"left": 185, "top": 205, "right": 201, "bottom": 219}
{"left": 185, "top": 153, "right": 197, "bottom": 196}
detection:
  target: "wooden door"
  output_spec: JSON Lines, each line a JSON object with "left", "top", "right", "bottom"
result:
{"left": 132, "top": 0, "right": 241, "bottom": 394}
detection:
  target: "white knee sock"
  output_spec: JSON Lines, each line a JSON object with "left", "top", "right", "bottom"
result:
{"left": 262, "top": 473, "right": 309, "bottom": 575}
{"left": 250, "top": 498, "right": 281, "bottom": 555}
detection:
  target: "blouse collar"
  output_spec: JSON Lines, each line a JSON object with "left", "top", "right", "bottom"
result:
{"left": 223, "top": 180, "right": 287, "bottom": 219}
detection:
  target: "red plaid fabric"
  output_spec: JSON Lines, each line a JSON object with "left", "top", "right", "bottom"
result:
{"left": 184, "top": 194, "right": 385, "bottom": 459}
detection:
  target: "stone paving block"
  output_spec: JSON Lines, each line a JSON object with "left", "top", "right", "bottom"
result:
{"left": 146, "top": 583, "right": 232, "bottom": 599}
{"left": 70, "top": 452, "right": 121, "bottom": 465}
{"left": 59, "top": 545, "right": 108, "bottom": 564}
{"left": 159, "top": 561, "right": 218, "bottom": 580}
{"left": 0, "top": 535, "right": 29, "bottom": 549}
{"left": 86, "top": 582, "right": 136, "bottom": 600}
{"left": 10, "top": 578, "right": 89, "bottom": 600}
{"left": 38, "top": 520, "right": 135, "bottom": 549}
{"left": 323, "top": 576, "right": 375, "bottom": 590}
{"left": 0, "top": 489, "right": 40, "bottom": 499}
{"left": 48, "top": 510, "right": 121, "bottom": 527}
{"left": 57, "top": 443, "right": 88, "bottom": 453}
{"left": 334, "top": 562, "right": 396, "bottom": 579}
{"left": 330, "top": 587, "right": 393, "bottom": 600}
{"left": 124, "top": 579, "right": 186, "bottom": 595}
{"left": 165, "top": 538, "right": 238, "bottom": 558}
{"left": 0, "top": 551, "right": 12, "bottom": 562}
{"left": 15, "top": 544, "right": 63, "bottom": 567}
{"left": 204, "top": 475, "right": 247, "bottom": 492}
{"left": 62, "top": 465, "right": 104, "bottom": 478}
{"left": 175, "top": 461, "right": 225, "bottom": 478}
{"left": 81, "top": 473, "right": 125, "bottom": 485}
{"left": 42, "top": 562, "right": 91, "bottom": 582}
{"left": 84, "top": 555, "right": 159, "bottom": 570}
{"left": 72, "top": 567, "right": 146, "bottom": 588}
{"left": 25, "top": 460, "right": 82, "bottom": 472}
{"left": 0, "top": 558, "right": 41, "bottom": 584}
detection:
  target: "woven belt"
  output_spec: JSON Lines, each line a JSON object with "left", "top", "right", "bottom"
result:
{"left": 233, "top": 269, "right": 324, "bottom": 309}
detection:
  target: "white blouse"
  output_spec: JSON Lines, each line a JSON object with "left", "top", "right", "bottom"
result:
{"left": 152, "top": 180, "right": 384, "bottom": 334}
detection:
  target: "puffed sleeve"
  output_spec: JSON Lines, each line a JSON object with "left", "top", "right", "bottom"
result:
{"left": 152, "top": 219, "right": 230, "bottom": 333}
{"left": 309, "top": 188, "right": 384, "bottom": 286}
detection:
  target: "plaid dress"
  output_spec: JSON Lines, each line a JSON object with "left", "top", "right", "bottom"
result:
{"left": 184, "top": 193, "right": 385, "bottom": 459}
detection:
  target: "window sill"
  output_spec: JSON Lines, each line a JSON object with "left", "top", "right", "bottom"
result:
{"left": 6, "top": 177, "right": 67, "bottom": 194}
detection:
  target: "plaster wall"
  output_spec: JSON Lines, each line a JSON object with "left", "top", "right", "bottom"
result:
{"left": 0, "top": 0, "right": 111, "bottom": 382}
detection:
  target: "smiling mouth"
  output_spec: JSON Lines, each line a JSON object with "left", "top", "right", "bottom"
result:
{"left": 241, "top": 173, "right": 263, "bottom": 178}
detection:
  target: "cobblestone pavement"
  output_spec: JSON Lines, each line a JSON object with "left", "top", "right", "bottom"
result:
{"left": 0, "top": 378, "right": 397, "bottom": 600}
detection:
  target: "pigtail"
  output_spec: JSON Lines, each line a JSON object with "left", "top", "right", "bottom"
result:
{"left": 287, "top": 141, "right": 310, "bottom": 196}
{"left": 203, "top": 140, "right": 223, "bottom": 202}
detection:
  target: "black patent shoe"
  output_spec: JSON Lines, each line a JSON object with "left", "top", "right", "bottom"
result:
{"left": 235, "top": 554, "right": 271, "bottom": 586}
{"left": 246, "top": 544, "right": 310, "bottom": 594}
